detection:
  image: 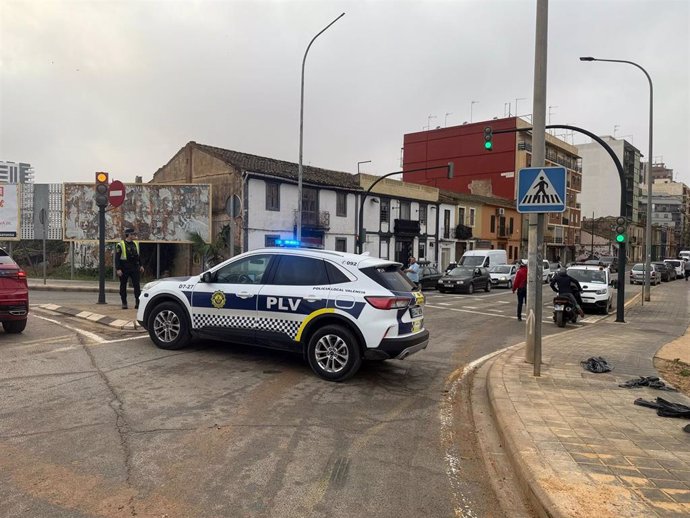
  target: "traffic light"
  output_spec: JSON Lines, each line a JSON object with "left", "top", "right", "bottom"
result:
{"left": 95, "top": 172, "right": 109, "bottom": 207}
{"left": 615, "top": 216, "right": 626, "bottom": 243}
{"left": 483, "top": 126, "right": 493, "bottom": 150}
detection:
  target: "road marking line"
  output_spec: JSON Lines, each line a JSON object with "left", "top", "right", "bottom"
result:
{"left": 426, "top": 304, "right": 516, "bottom": 320}
{"left": 32, "top": 315, "right": 106, "bottom": 343}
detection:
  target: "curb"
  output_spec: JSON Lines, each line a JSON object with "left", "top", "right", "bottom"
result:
{"left": 36, "top": 304, "right": 145, "bottom": 332}
{"left": 29, "top": 285, "right": 120, "bottom": 293}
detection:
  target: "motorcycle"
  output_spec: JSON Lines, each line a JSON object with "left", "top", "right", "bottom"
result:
{"left": 552, "top": 294, "right": 579, "bottom": 327}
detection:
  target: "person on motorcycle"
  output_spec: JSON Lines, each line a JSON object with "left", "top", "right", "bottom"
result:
{"left": 550, "top": 268, "right": 585, "bottom": 317}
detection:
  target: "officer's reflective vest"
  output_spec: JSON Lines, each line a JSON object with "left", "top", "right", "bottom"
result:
{"left": 118, "top": 240, "right": 140, "bottom": 260}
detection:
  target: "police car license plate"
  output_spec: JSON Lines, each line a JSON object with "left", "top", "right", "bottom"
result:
{"left": 412, "top": 319, "right": 423, "bottom": 332}
{"left": 410, "top": 306, "right": 423, "bottom": 318}
{"left": 553, "top": 304, "right": 564, "bottom": 311}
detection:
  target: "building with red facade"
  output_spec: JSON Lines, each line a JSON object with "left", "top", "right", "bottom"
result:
{"left": 402, "top": 117, "right": 583, "bottom": 262}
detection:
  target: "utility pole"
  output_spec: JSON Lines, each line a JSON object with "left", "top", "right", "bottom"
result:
{"left": 525, "top": 0, "right": 548, "bottom": 375}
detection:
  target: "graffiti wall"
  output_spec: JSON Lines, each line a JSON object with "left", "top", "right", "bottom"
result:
{"left": 64, "top": 183, "right": 212, "bottom": 242}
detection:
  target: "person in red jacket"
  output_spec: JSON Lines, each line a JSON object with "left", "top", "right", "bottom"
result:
{"left": 512, "top": 261, "right": 528, "bottom": 321}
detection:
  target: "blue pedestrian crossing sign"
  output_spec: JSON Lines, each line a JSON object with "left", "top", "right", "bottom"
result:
{"left": 517, "top": 167, "right": 567, "bottom": 213}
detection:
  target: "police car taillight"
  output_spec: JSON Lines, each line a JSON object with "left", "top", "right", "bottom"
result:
{"left": 365, "top": 296, "right": 411, "bottom": 310}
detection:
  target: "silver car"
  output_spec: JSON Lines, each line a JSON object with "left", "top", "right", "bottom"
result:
{"left": 489, "top": 264, "right": 517, "bottom": 289}
{"left": 630, "top": 263, "right": 661, "bottom": 285}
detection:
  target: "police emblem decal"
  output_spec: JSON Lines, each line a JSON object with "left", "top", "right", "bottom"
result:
{"left": 211, "top": 291, "right": 226, "bottom": 309}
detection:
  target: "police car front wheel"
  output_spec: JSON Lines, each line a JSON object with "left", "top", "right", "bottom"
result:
{"left": 149, "top": 302, "right": 191, "bottom": 350}
{"left": 307, "top": 325, "right": 362, "bottom": 382}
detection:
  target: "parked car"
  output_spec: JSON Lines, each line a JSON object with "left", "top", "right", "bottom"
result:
{"left": 418, "top": 264, "right": 443, "bottom": 290}
{"left": 630, "top": 263, "right": 661, "bottom": 285}
{"left": 489, "top": 264, "right": 517, "bottom": 289}
{"left": 663, "top": 259, "right": 683, "bottom": 280}
{"left": 0, "top": 248, "right": 29, "bottom": 334}
{"left": 438, "top": 266, "right": 492, "bottom": 294}
{"left": 598, "top": 256, "right": 618, "bottom": 273}
{"left": 652, "top": 261, "right": 674, "bottom": 282}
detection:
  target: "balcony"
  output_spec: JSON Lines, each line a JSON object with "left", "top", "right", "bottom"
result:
{"left": 455, "top": 224, "right": 473, "bottom": 240}
{"left": 497, "top": 227, "right": 513, "bottom": 239}
{"left": 394, "top": 219, "right": 421, "bottom": 236}
{"left": 294, "top": 210, "right": 330, "bottom": 230}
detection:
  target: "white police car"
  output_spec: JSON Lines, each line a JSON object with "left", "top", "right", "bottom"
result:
{"left": 136, "top": 247, "right": 428, "bottom": 381}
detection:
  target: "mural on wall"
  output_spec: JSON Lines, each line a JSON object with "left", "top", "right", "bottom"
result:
{"left": 64, "top": 183, "right": 212, "bottom": 242}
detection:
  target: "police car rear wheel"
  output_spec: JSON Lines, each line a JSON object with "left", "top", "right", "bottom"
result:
{"left": 307, "top": 325, "right": 362, "bottom": 382}
{"left": 149, "top": 302, "right": 190, "bottom": 350}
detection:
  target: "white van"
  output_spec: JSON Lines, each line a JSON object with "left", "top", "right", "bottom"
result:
{"left": 459, "top": 249, "right": 507, "bottom": 268}
{"left": 679, "top": 251, "right": 690, "bottom": 261}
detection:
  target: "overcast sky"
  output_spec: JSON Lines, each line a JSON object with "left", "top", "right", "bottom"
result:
{"left": 1, "top": 0, "right": 688, "bottom": 187}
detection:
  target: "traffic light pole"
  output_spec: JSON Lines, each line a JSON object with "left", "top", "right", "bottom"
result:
{"left": 357, "top": 163, "right": 454, "bottom": 254}
{"left": 97, "top": 204, "right": 106, "bottom": 304}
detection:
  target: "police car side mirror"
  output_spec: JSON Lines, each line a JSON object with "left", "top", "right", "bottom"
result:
{"left": 201, "top": 271, "right": 213, "bottom": 283}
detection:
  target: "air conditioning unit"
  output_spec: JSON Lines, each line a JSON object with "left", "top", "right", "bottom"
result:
{"left": 496, "top": 208, "right": 505, "bottom": 216}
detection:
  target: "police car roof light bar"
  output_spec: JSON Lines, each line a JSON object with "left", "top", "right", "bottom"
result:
{"left": 275, "top": 239, "right": 302, "bottom": 248}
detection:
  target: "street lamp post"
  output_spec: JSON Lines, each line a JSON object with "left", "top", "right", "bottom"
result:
{"left": 298, "top": 12, "right": 345, "bottom": 242}
{"left": 580, "top": 56, "right": 653, "bottom": 301}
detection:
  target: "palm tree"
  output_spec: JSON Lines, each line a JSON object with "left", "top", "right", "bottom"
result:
{"left": 188, "top": 230, "right": 226, "bottom": 270}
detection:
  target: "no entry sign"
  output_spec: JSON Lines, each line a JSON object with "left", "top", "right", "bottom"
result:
{"left": 108, "top": 180, "right": 126, "bottom": 208}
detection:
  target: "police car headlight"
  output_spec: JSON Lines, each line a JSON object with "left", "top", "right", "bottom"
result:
{"left": 143, "top": 280, "right": 163, "bottom": 290}
{"left": 595, "top": 288, "right": 607, "bottom": 295}
{"left": 500, "top": 276, "right": 507, "bottom": 281}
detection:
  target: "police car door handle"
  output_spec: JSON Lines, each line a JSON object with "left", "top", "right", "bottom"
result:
{"left": 304, "top": 295, "right": 321, "bottom": 302}
{"left": 237, "top": 291, "right": 254, "bottom": 299}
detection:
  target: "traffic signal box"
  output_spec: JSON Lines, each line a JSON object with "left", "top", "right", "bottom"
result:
{"left": 484, "top": 127, "right": 493, "bottom": 150}
{"left": 615, "top": 216, "right": 626, "bottom": 243}
{"left": 95, "top": 172, "right": 109, "bottom": 207}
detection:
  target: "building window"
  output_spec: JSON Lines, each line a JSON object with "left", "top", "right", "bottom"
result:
{"left": 418, "top": 242, "right": 426, "bottom": 259}
{"left": 380, "top": 199, "right": 390, "bottom": 223}
{"left": 265, "top": 234, "right": 280, "bottom": 247}
{"left": 490, "top": 215, "right": 496, "bottom": 233}
{"left": 336, "top": 192, "right": 347, "bottom": 217}
{"left": 508, "top": 246, "right": 513, "bottom": 260}
{"left": 400, "top": 201, "right": 411, "bottom": 220}
{"left": 266, "top": 182, "right": 280, "bottom": 211}
{"left": 443, "top": 209, "right": 451, "bottom": 238}
{"left": 335, "top": 237, "right": 347, "bottom": 252}
{"left": 469, "top": 208, "right": 476, "bottom": 227}
{"left": 419, "top": 205, "right": 427, "bottom": 224}
{"left": 380, "top": 238, "right": 389, "bottom": 259}
{"left": 509, "top": 217, "right": 514, "bottom": 235}
{"left": 458, "top": 207, "right": 465, "bottom": 225}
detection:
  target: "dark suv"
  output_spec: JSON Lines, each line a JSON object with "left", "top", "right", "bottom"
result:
{"left": 0, "top": 248, "right": 29, "bottom": 333}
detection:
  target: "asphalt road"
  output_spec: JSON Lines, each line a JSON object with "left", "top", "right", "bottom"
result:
{"left": 1, "top": 283, "right": 632, "bottom": 517}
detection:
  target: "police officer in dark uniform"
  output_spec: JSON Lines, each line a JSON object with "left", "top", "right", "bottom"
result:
{"left": 115, "top": 228, "right": 144, "bottom": 309}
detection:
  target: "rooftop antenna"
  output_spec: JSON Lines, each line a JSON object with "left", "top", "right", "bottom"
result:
{"left": 423, "top": 114, "right": 437, "bottom": 130}
{"left": 470, "top": 101, "right": 478, "bottom": 122}
{"left": 515, "top": 97, "right": 526, "bottom": 117}
{"left": 444, "top": 112, "right": 452, "bottom": 127}
{"left": 613, "top": 125, "right": 620, "bottom": 137}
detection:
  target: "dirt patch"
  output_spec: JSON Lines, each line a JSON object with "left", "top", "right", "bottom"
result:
{"left": 654, "top": 358, "right": 690, "bottom": 397}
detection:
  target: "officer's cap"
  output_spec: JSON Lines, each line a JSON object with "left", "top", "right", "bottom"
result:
{"left": 124, "top": 227, "right": 136, "bottom": 236}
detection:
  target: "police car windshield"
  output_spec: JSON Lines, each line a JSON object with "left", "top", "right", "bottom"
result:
{"left": 361, "top": 265, "right": 414, "bottom": 292}
{"left": 490, "top": 265, "right": 512, "bottom": 273}
{"left": 568, "top": 269, "right": 606, "bottom": 284}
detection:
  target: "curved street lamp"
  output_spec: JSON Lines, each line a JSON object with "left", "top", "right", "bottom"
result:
{"left": 297, "top": 13, "right": 345, "bottom": 242}
{"left": 579, "top": 56, "right": 653, "bottom": 301}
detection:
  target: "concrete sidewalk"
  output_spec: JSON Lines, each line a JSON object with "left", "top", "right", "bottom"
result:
{"left": 477, "top": 281, "right": 690, "bottom": 517}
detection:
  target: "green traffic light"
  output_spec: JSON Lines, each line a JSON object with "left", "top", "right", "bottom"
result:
{"left": 484, "top": 141, "right": 493, "bottom": 150}
{"left": 616, "top": 234, "right": 625, "bottom": 243}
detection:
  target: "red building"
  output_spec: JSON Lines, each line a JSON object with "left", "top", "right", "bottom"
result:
{"left": 402, "top": 117, "right": 583, "bottom": 262}
{"left": 403, "top": 117, "right": 519, "bottom": 199}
